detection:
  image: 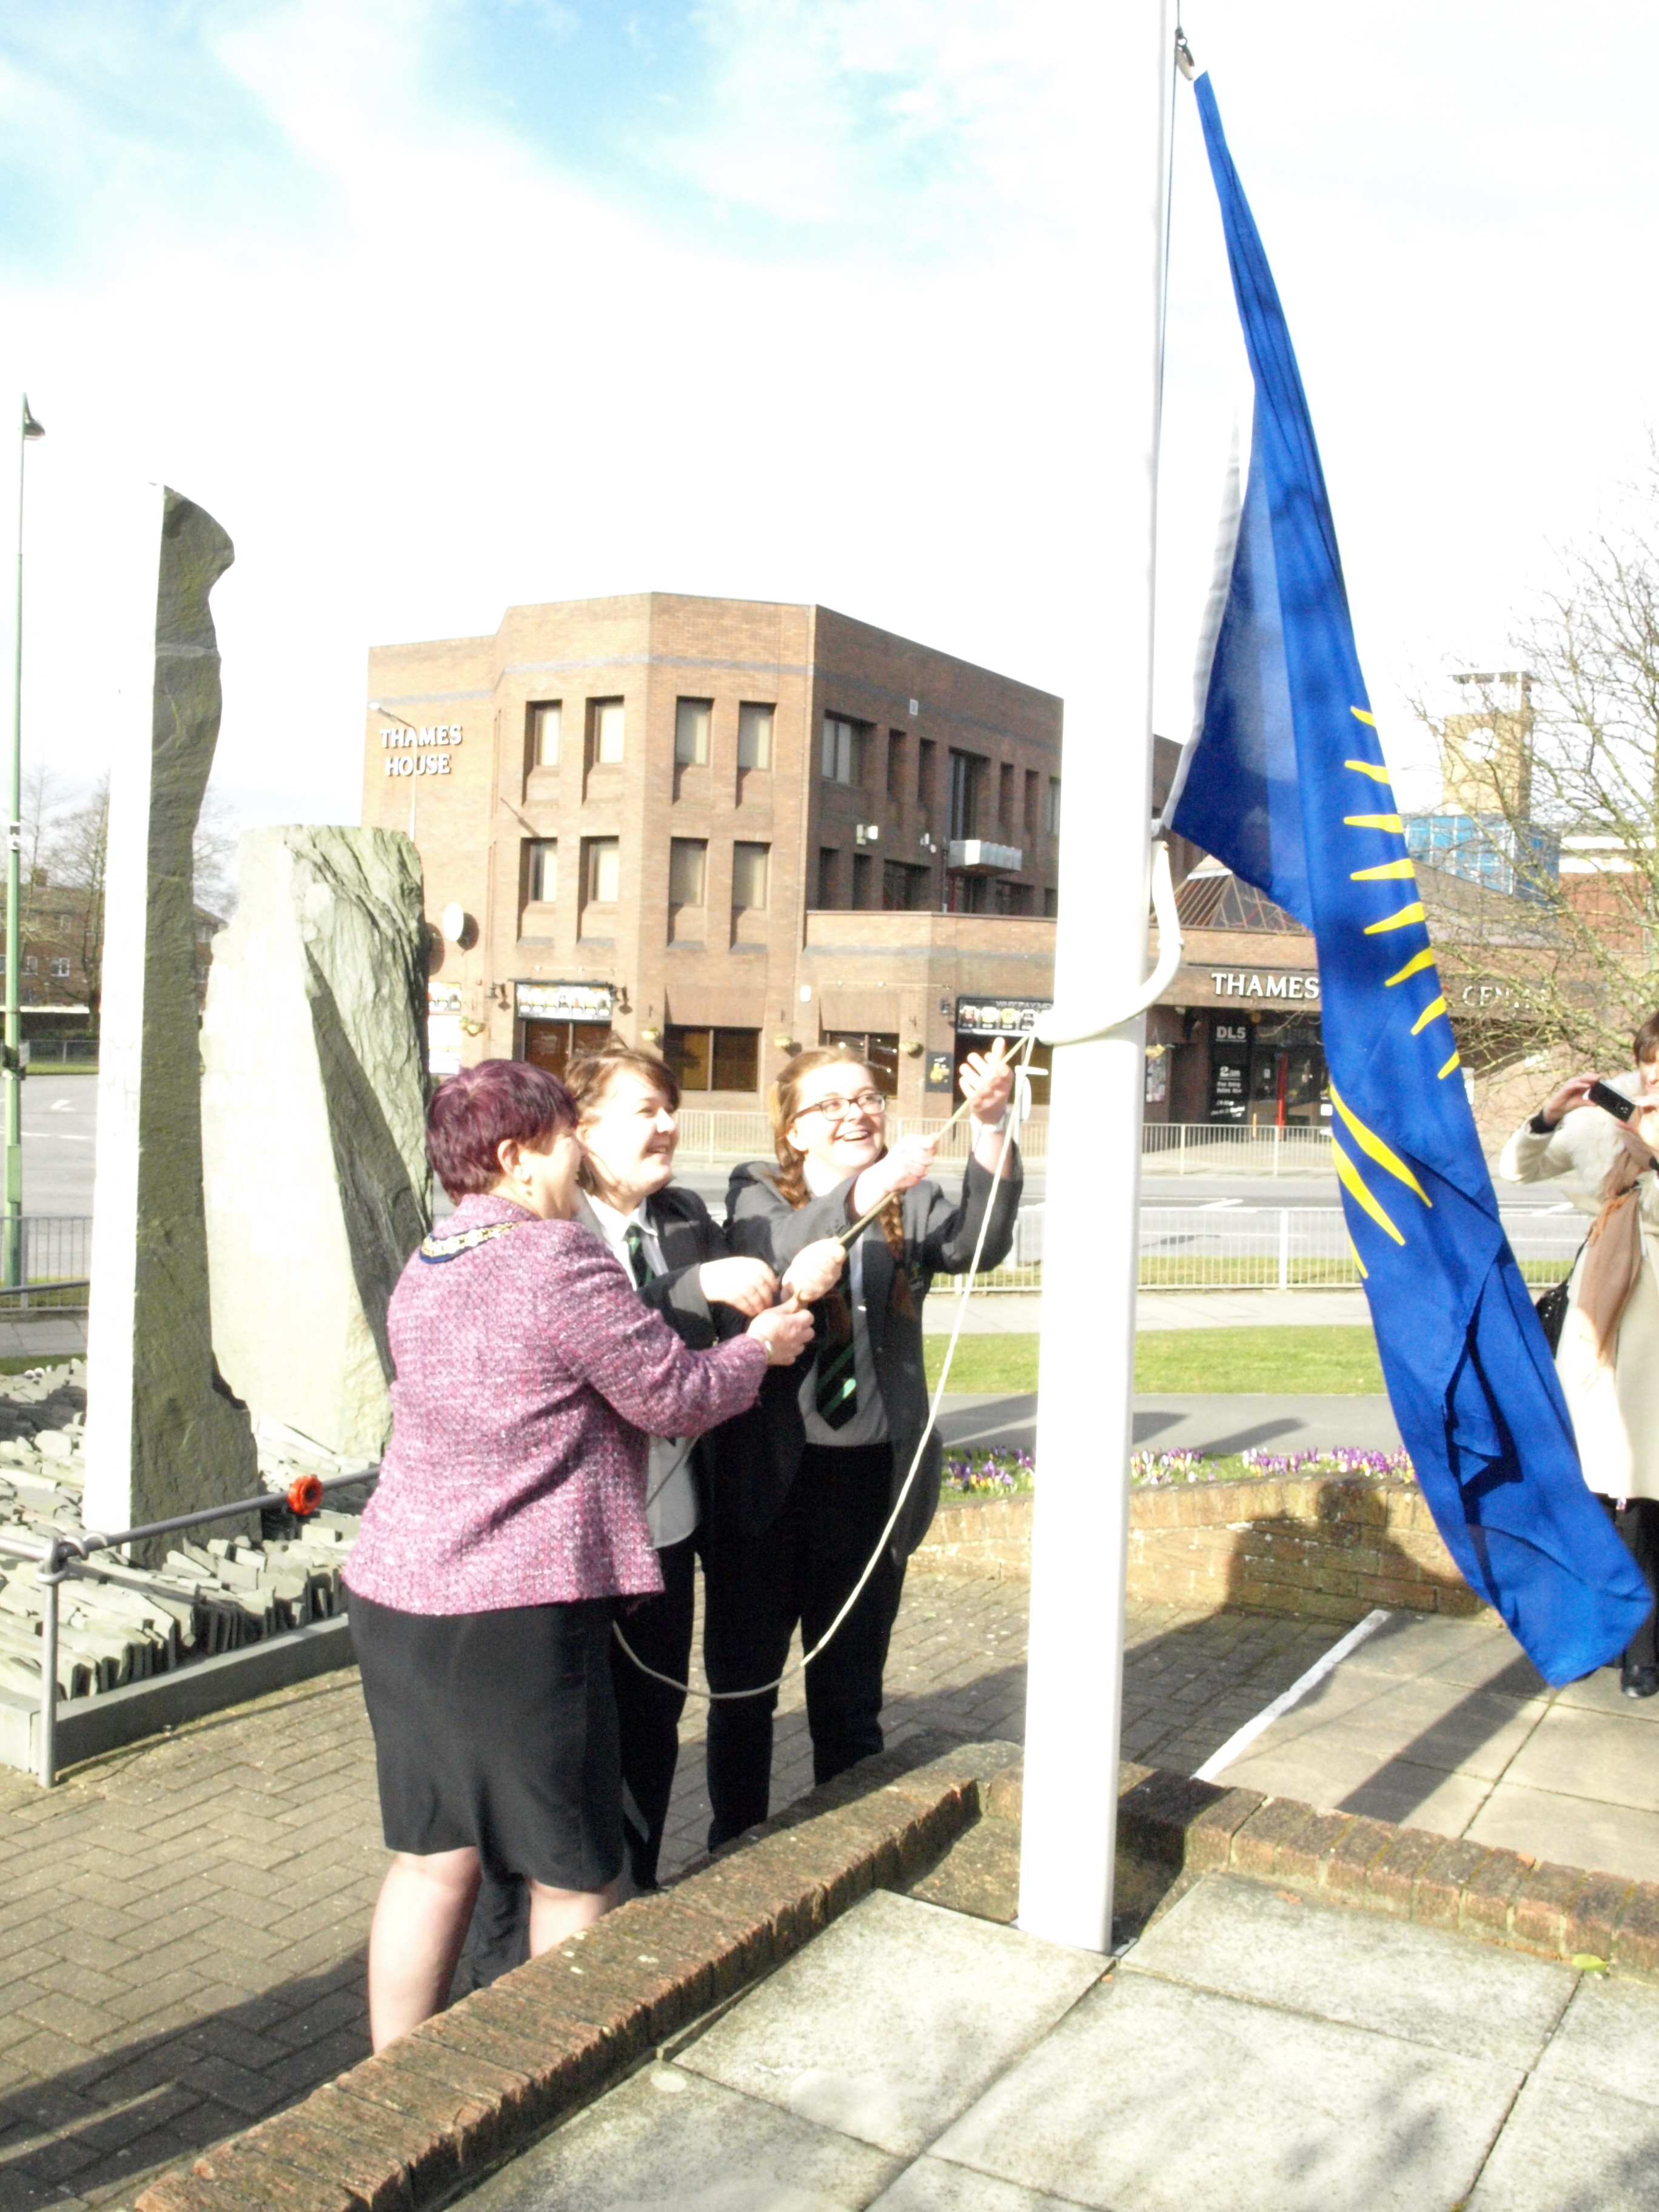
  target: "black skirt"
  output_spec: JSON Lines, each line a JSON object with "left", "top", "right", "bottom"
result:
{"left": 349, "top": 1590, "right": 622, "bottom": 1891}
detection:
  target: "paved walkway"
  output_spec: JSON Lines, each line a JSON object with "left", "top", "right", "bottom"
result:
{"left": 459, "top": 1872, "right": 1659, "bottom": 2212}
{"left": 1216, "top": 1606, "right": 1659, "bottom": 1888}
{"left": 939, "top": 1389, "right": 1400, "bottom": 1457}
{"left": 0, "top": 1582, "right": 1338, "bottom": 2211}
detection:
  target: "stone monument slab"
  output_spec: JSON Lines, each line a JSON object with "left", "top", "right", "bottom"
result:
{"left": 201, "top": 826, "right": 430, "bottom": 1459}
{"left": 82, "top": 488, "right": 258, "bottom": 1535}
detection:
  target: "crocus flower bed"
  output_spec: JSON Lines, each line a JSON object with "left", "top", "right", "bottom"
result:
{"left": 942, "top": 1449, "right": 1035, "bottom": 1496}
{"left": 939, "top": 1445, "right": 1416, "bottom": 1496}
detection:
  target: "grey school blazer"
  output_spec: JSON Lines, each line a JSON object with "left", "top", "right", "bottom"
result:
{"left": 722, "top": 1152, "right": 1022, "bottom": 1563}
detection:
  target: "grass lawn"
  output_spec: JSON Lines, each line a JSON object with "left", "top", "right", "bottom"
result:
{"left": 925, "top": 1323, "right": 1386, "bottom": 1396}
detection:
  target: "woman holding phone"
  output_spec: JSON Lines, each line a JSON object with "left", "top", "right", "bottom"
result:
{"left": 1500, "top": 1011, "right": 1659, "bottom": 1695}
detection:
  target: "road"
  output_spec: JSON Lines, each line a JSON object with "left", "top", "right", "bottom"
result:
{"left": 19, "top": 1071, "right": 96, "bottom": 1216}
{"left": 24, "top": 1079, "right": 1572, "bottom": 1226}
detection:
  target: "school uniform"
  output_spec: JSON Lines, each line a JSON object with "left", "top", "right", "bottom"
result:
{"left": 706, "top": 1145, "right": 1021, "bottom": 1843}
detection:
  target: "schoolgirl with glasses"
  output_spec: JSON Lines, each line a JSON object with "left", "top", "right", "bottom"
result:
{"left": 708, "top": 1041, "right": 1021, "bottom": 1843}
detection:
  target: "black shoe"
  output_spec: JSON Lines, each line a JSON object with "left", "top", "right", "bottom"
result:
{"left": 1622, "top": 1661, "right": 1659, "bottom": 1699}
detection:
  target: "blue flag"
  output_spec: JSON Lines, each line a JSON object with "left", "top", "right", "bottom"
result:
{"left": 1168, "top": 74, "right": 1649, "bottom": 1685}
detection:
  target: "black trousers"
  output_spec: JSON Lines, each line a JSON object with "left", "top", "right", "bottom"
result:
{"left": 464, "top": 1533, "right": 697, "bottom": 1987}
{"left": 1604, "top": 1496, "right": 1659, "bottom": 1669}
{"left": 703, "top": 1443, "right": 904, "bottom": 1850}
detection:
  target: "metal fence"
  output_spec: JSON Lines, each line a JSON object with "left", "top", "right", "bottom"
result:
{"left": 673, "top": 1113, "right": 1344, "bottom": 1173}
{"left": 0, "top": 1218, "right": 93, "bottom": 1307}
{"left": 1140, "top": 1123, "right": 1332, "bottom": 1176}
{"left": 672, "top": 1110, "right": 1056, "bottom": 1164}
{"left": 942, "top": 1202, "right": 1585, "bottom": 1296}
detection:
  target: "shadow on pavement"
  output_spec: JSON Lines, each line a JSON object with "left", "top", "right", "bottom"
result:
{"left": 0, "top": 1957, "right": 369, "bottom": 2211}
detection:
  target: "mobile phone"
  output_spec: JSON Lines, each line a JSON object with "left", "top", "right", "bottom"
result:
{"left": 1587, "top": 1079, "right": 1637, "bottom": 1124}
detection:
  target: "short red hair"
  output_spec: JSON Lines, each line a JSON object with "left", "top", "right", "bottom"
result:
{"left": 426, "top": 1060, "right": 575, "bottom": 1201}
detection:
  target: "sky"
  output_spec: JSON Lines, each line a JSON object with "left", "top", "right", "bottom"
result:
{"left": 3, "top": 0, "right": 1658, "bottom": 833}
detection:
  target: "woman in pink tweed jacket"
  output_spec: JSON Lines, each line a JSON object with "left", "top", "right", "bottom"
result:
{"left": 345, "top": 1059, "right": 811, "bottom": 2048}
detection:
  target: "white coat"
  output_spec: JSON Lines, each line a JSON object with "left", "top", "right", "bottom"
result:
{"left": 1498, "top": 1074, "right": 1659, "bottom": 1503}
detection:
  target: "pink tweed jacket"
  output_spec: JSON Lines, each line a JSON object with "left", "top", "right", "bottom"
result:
{"left": 344, "top": 1194, "right": 768, "bottom": 1615}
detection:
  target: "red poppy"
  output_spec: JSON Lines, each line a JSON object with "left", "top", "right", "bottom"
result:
{"left": 286, "top": 1474, "right": 324, "bottom": 1517}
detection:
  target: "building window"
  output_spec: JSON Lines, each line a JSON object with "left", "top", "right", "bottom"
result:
{"left": 737, "top": 703, "right": 774, "bottom": 769}
{"left": 1047, "top": 777, "right": 1061, "bottom": 835}
{"left": 1024, "top": 769, "right": 1039, "bottom": 832}
{"left": 669, "top": 838, "right": 706, "bottom": 907}
{"left": 50, "top": 957, "right": 71, "bottom": 979}
{"left": 585, "top": 837, "right": 621, "bottom": 905}
{"left": 589, "top": 698, "right": 625, "bottom": 765}
{"left": 948, "top": 751, "right": 985, "bottom": 842}
{"left": 529, "top": 701, "right": 561, "bottom": 768}
{"left": 1044, "top": 886, "right": 1058, "bottom": 917}
{"left": 522, "top": 1021, "right": 612, "bottom": 1079}
{"left": 731, "top": 842, "right": 769, "bottom": 911}
{"left": 665, "top": 1026, "right": 760, "bottom": 1093}
{"left": 918, "top": 737, "right": 936, "bottom": 809}
{"left": 817, "top": 848, "right": 839, "bottom": 907}
{"left": 882, "top": 861, "right": 928, "bottom": 910}
{"left": 526, "top": 839, "right": 557, "bottom": 903}
{"left": 886, "top": 729, "right": 906, "bottom": 799}
{"left": 675, "top": 698, "right": 711, "bottom": 766}
{"left": 819, "top": 1030, "right": 899, "bottom": 1096}
{"left": 822, "top": 714, "right": 865, "bottom": 785}
{"left": 22, "top": 955, "right": 36, "bottom": 976}
{"left": 998, "top": 762, "right": 1015, "bottom": 832}
{"left": 852, "top": 854, "right": 872, "bottom": 908}
{"left": 995, "top": 880, "right": 1034, "bottom": 916}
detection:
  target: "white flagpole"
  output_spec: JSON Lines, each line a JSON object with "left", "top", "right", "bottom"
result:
{"left": 1017, "top": 0, "right": 1172, "bottom": 1951}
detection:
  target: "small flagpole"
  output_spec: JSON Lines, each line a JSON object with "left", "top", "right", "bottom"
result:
{"left": 1016, "top": 0, "right": 1173, "bottom": 1951}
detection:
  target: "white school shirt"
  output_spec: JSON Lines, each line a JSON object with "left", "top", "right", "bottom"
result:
{"left": 586, "top": 1194, "right": 700, "bottom": 1549}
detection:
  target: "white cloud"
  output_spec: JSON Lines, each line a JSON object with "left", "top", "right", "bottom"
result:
{"left": 5, "top": 0, "right": 1659, "bottom": 845}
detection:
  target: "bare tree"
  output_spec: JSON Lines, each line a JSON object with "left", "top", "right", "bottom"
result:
{"left": 1412, "top": 468, "right": 1659, "bottom": 1071}
{"left": 39, "top": 777, "right": 109, "bottom": 1021}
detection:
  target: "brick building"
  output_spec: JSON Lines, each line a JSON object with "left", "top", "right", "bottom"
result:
{"left": 361, "top": 593, "right": 1064, "bottom": 1113}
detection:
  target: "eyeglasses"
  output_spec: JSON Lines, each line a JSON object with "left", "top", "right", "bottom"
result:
{"left": 796, "top": 1089, "right": 887, "bottom": 1123}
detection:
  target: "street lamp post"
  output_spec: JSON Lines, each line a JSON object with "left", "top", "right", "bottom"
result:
{"left": 4, "top": 396, "right": 43, "bottom": 1291}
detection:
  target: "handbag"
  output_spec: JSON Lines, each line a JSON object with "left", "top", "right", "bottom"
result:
{"left": 1534, "top": 1237, "right": 1587, "bottom": 1354}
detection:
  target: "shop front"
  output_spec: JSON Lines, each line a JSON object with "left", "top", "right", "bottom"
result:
{"left": 516, "top": 981, "right": 615, "bottom": 1076}
{"left": 1153, "top": 957, "right": 1330, "bottom": 1129}
{"left": 954, "top": 994, "right": 1054, "bottom": 1112}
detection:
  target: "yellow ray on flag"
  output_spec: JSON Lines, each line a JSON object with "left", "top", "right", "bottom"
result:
{"left": 1410, "top": 994, "right": 1449, "bottom": 1037}
{"left": 1328, "top": 1081, "right": 1430, "bottom": 1205}
{"left": 1352, "top": 859, "right": 1416, "bottom": 881}
{"left": 1347, "top": 1232, "right": 1369, "bottom": 1281}
{"left": 1385, "top": 948, "right": 1437, "bottom": 988}
{"left": 1344, "top": 813, "right": 1404, "bottom": 832}
{"left": 1332, "top": 1136, "right": 1406, "bottom": 1245}
{"left": 1364, "top": 902, "right": 1425, "bottom": 934}
{"left": 1350, "top": 708, "right": 1376, "bottom": 725}
{"left": 1344, "top": 758, "right": 1392, "bottom": 784}
{"left": 1438, "top": 1050, "right": 1462, "bottom": 1081}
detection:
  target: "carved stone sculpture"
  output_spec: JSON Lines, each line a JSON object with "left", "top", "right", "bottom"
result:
{"left": 82, "top": 489, "right": 258, "bottom": 1534}
{"left": 201, "top": 827, "right": 430, "bottom": 1460}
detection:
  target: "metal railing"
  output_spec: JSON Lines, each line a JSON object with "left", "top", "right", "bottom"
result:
{"left": 673, "top": 1110, "right": 1056, "bottom": 1164}
{"left": 0, "top": 1472, "right": 374, "bottom": 1786}
{"left": 1140, "top": 1122, "right": 1333, "bottom": 1176}
{"left": 0, "top": 1217, "right": 93, "bottom": 1305}
{"left": 942, "top": 1202, "right": 1585, "bottom": 1295}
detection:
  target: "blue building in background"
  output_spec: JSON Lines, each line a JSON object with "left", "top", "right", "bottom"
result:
{"left": 1405, "top": 812, "right": 1561, "bottom": 905}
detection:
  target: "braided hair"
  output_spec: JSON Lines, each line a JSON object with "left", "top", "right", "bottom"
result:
{"left": 768, "top": 1045, "right": 909, "bottom": 1272}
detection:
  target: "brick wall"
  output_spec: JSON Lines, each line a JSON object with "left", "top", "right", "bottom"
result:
{"left": 913, "top": 1478, "right": 1487, "bottom": 1626}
